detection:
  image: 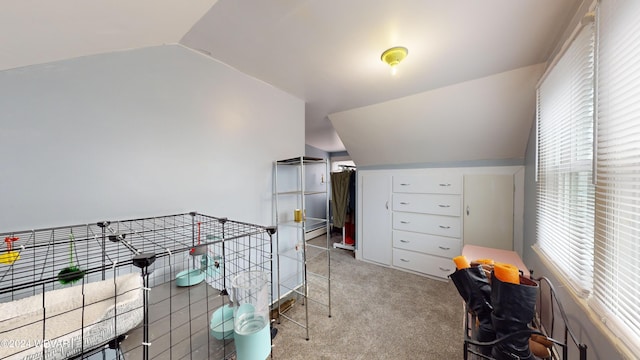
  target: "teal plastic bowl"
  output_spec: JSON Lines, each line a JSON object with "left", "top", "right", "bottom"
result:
{"left": 175, "top": 269, "right": 205, "bottom": 287}
{"left": 210, "top": 304, "right": 234, "bottom": 340}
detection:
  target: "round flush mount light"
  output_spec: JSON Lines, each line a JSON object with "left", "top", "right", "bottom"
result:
{"left": 381, "top": 46, "right": 408, "bottom": 75}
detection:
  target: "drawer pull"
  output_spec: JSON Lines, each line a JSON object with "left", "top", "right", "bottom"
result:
{"left": 439, "top": 225, "right": 451, "bottom": 229}
{"left": 439, "top": 246, "right": 450, "bottom": 250}
{"left": 400, "top": 183, "right": 411, "bottom": 186}
{"left": 400, "top": 202, "right": 410, "bottom": 205}
{"left": 438, "top": 204, "right": 451, "bottom": 208}
{"left": 400, "top": 239, "right": 410, "bottom": 243}
{"left": 439, "top": 267, "right": 452, "bottom": 272}
{"left": 439, "top": 183, "right": 451, "bottom": 187}
{"left": 400, "top": 258, "right": 410, "bottom": 262}
{"left": 401, "top": 221, "right": 410, "bottom": 224}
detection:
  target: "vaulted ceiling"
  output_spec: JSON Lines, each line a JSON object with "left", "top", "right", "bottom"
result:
{"left": 0, "top": 0, "right": 217, "bottom": 70}
{"left": 1, "top": 0, "right": 582, "bottom": 162}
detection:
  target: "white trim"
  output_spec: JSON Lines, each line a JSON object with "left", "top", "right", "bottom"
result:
{"left": 532, "top": 245, "right": 637, "bottom": 359}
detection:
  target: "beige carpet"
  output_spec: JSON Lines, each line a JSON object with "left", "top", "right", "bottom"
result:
{"left": 271, "top": 235, "right": 464, "bottom": 359}
{"left": 115, "top": 234, "right": 464, "bottom": 360}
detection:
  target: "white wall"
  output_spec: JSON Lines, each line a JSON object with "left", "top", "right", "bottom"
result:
{"left": 329, "top": 64, "right": 544, "bottom": 167}
{"left": 304, "top": 144, "right": 329, "bottom": 231}
{"left": 0, "top": 45, "right": 304, "bottom": 230}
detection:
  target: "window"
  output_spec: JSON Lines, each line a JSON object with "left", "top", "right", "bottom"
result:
{"left": 536, "top": 20, "right": 596, "bottom": 296}
{"left": 537, "top": 0, "right": 640, "bottom": 351}
{"left": 592, "top": 0, "right": 640, "bottom": 348}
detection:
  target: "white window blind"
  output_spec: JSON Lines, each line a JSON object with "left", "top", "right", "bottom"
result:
{"left": 536, "top": 20, "right": 596, "bottom": 296}
{"left": 592, "top": 0, "right": 640, "bottom": 347}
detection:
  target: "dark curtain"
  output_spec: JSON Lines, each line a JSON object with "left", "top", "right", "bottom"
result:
{"left": 331, "top": 171, "right": 353, "bottom": 228}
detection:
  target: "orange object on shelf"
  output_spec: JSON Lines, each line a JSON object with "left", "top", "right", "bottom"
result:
{"left": 453, "top": 255, "right": 471, "bottom": 270}
{"left": 473, "top": 258, "right": 495, "bottom": 265}
{"left": 494, "top": 262, "right": 520, "bottom": 284}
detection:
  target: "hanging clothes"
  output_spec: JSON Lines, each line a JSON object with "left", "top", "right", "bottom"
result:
{"left": 331, "top": 170, "right": 353, "bottom": 228}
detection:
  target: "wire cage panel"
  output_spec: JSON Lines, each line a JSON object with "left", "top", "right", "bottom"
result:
{"left": 0, "top": 212, "right": 274, "bottom": 360}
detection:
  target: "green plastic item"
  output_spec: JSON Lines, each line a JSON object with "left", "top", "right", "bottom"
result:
{"left": 58, "top": 233, "right": 85, "bottom": 284}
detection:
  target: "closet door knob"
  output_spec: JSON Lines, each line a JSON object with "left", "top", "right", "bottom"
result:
{"left": 400, "top": 239, "right": 410, "bottom": 243}
{"left": 400, "top": 183, "right": 410, "bottom": 186}
{"left": 439, "top": 225, "right": 450, "bottom": 229}
{"left": 439, "top": 183, "right": 451, "bottom": 187}
{"left": 439, "top": 246, "right": 450, "bottom": 250}
{"left": 439, "top": 267, "right": 452, "bottom": 272}
{"left": 438, "top": 204, "right": 450, "bottom": 208}
{"left": 400, "top": 258, "right": 410, "bottom": 262}
{"left": 401, "top": 221, "right": 410, "bottom": 224}
{"left": 400, "top": 202, "right": 410, "bottom": 205}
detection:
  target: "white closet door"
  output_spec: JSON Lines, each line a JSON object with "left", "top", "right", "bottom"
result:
{"left": 463, "top": 174, "right": 514, "bottom": 250}
{"left": 360, "top": 173, "right": 392, "bottom": 265}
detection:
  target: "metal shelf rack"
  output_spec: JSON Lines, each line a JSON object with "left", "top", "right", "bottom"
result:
{"left": 273, "top": 156, "right": 332, "bottom": 340}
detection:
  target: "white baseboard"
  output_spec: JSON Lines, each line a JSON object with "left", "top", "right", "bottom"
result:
{"left": 305, "top": 227, "right": 327, "bottom": 241}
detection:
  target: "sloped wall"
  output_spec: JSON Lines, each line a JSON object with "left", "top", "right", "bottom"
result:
{"left": 329, "top": 64, "right": 544, "bottom": 167}
{"left": 0, "top": 45, "right": 304, "bottom": 230}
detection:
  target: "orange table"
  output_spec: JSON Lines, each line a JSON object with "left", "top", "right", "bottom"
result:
{"left": 461, "top": 244, "right": 529, "bottom": 278}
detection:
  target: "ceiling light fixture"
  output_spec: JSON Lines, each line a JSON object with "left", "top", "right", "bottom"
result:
{"left": 381, "top": 46, "right": 408, "bottom": 75}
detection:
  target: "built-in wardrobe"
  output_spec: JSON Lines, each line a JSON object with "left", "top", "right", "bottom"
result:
{"left": 355, "top": 166, "right": 524, "bottom": 280}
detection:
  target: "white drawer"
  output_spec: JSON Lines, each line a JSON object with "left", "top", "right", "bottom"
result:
{"left": 393, "top": 212, "right": 461, "bottom": 238}
{"left": 393, "top": 230, "right": 461, "bottom": 258}
{"left": 393, "top": 174, "right": 462, "bottom": 194}
{"left": 393, "top": 248, "right": 456, "bottom": 279}
{"left": 393, "top": 193, "right": 461, "bottom": 216}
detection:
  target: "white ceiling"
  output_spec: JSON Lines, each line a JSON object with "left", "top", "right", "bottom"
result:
{"left": 0, "top": 0, "right": 217, "bottom": 71}
{"left": 1, "top": 0, "right": 581, "bottom": 156}
{"left": 181, "top": 0, "right": 581, "bottom": 153}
